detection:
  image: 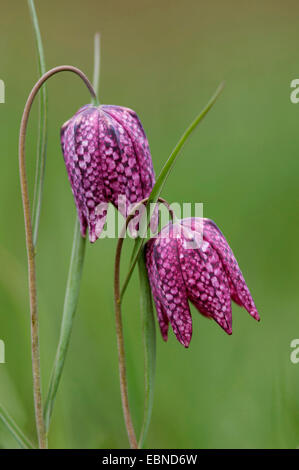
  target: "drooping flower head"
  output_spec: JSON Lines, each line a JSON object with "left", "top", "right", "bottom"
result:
{"left": 145, "top": 218, "right": 259, "bottom": 347}
{"left": 61, "top": 104, "right": 155, "bottom": 242}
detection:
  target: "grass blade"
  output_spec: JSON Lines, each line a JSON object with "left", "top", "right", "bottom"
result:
{"left": 44, "top": 219, "right": 86, "bottom": 431}
{"left": 137, "top": 249, "right": 156, "bottom": 448}
{"left": 120, "top": 82, "right": 225, "bottom": 300}
{"left": 28, "top": 0, "right": 47, "bottom": 248}
{"left": 0, "top": 403, "right": 35, "bottom": 449}
{"left": 44, "top": 34, "right": 100, "bottom": 432}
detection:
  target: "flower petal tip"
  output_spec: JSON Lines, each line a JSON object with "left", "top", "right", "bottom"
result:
{"left": 217, "top": 319, "right": 232, "bottom": 335}
{"left": 252, "top": 310, "right": 260, "bottom": 322}
{"left": 180, "top": 337, "right": 191, "bottom": 348}
{"left": 245, "top": 305, "right": 260, "bottom": 322}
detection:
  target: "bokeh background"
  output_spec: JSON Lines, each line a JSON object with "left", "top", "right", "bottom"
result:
{"left": 0, "top": 0, "right": 299, "bottom": 449}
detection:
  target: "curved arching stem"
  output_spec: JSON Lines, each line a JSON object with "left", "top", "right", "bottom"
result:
{"left": 114, "top": 197, "right": 173, "bottom": 449}
{"left": 19, "top": 66, "right": 97, "bottom": 449}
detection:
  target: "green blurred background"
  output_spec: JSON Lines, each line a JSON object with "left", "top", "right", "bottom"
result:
{"left": 0, "top": 0, "right": 299, "bottom": 449}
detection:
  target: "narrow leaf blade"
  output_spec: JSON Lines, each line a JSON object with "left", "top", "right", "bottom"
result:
{"left": 121, "top": 82, "right": 225, "bottom": 300}
{"left": 43, "top": 29, "right": 100, "bottom": 433}
{"left": 44, "top": 219, "right": 86, "bottom": 432}
{"left": 0, "top": 403, "right": 35, "bottom": 449}
{"left": 28, "top": 0, "right": 48, "bottom": 248}
{"left": 138, "top": 249, "right": 156, "bottom": 448}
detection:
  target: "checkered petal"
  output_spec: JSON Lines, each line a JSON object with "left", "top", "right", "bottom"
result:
{"left": 145, "top": 225, "right": 192, "bottom": 347}
{"left": 61, "top": 104, "right": 155, "bottom": 242}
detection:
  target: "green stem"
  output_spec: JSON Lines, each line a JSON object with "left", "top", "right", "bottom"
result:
{"left": 0, "top": 403, "right": 35, "bottom": 449}
{"left": 92, "top": 33, "right": 101, "bottom": 101}
{"left": 44, "top": 220, "right": 86, "bottom": 432}
{"left": 114, "top": 208, "right": 145, "bottom": 449}
{"left": 28, "top": 0, "right": 48, "bottom": 248}
{"left": 113, "top": 197, "right": 170, "bottom": 448}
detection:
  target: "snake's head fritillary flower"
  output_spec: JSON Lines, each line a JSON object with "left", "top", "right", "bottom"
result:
{"left": 61, "top": 104, "right": 155, "bottom": 242}
{"left": 145, "top": 218, "right": 259, "bottom": 347}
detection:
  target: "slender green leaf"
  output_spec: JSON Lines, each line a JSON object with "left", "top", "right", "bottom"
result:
{"left": 0, "top": 403, "right": 35, "bottom": 449}
{"left": 28, "top": 0, "right": 48, "bottom": 248}
{"left": 121, "top": 82, "right": 224, "bottom": 301}
{"left": 43, "top": 30, "right": 100, "bottom": 433}
{"left": 137, "top": 250, "right": 156, "bottom": 448}
{"left": 44, "top": 219, "right": 86, "bottom": 431}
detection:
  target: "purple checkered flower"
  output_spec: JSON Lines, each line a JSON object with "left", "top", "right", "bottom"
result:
{"left": 61, "top": 104, "right": 155, "bottom": 242}
{"left": 145, "top": 218, "right": 259, "bottom": 347}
